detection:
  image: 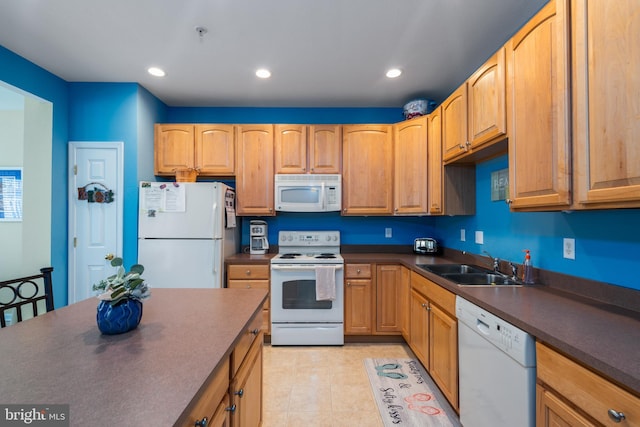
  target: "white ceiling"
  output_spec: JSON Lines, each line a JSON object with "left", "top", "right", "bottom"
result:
{"left": 0, "top": 0, "right": 548, "bottom": 108}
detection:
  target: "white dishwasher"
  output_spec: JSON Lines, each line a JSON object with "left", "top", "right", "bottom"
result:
{"left": 456, "top": 296, "right": 536, "bottom": 427}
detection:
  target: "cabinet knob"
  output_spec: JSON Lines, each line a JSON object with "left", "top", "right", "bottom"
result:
{"left": 458, "top": 144, "right": 465, "bottom": 149}
{"left": 246, "top": 285, "right": 251, "bottom": 289}
{"left": 245, "top": 270, "right": 251, "bottom": 275}
{"left": 234, "top": 388, "right": 244, "bottom": 397}
{"left": 225, "top": 404, "right": 236, "bottom": 413}
{"left": 505, "top": 199, "right": 513, "bottom": 205}
{"left": 346, "top": 281, "right": 351, "bottom": 286}
{"left": 465, "top": 140, "right": 471, "bottom": 147}
{"left": 356, "top": 269, "right": 361, "bottom": 274}
{"left": 194, "top": 417, "right": 208, "bottom": 427}
{"left": 421, "top": 303, "right": 427, "bottom": 308}
{"left": 251, "top": 328, "right": 260, "bottom": 335}
{"left": 608, "top": 409, "right": 626, "bottom": 423}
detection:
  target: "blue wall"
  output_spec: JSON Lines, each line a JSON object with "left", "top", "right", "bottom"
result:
{"left": 0, "top": 45, "right": 69, "bottom": 308}
{"left": 434, "top": 155, "right": 640, "bottom": 290}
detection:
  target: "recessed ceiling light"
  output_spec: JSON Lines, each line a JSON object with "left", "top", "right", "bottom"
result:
{"left": 386, "top": 68, "right": 402, "bottom": 78}
{"left": 148, "top": 67, "right": 166, "bottom": 77}
{"left": 256, "top": 68, "right": 271, "bottom": 79}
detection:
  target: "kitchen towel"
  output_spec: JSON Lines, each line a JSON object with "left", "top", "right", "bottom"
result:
{"left": 315, "top": 265, "right": 336, "bottom": 301}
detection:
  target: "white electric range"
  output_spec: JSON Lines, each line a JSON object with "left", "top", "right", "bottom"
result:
{"left": 270, "top": 231, "right": 344, "bottom": 345}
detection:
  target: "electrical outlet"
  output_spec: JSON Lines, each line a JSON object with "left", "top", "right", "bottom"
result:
{"left": 563, "top": 238, "right": 575, "bottom": 260}
{"left": 385, "top": 228, "right": 392, "bottom": 238}
{"left": 460, "top": 229, "right": 466, "bottom": 242}
{"left": 475, "top": 230, "right": 484, "bottom": 245}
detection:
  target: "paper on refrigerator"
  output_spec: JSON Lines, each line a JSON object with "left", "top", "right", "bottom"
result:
{"left": 140, "top": 182, "right": 186, "bottom": 215}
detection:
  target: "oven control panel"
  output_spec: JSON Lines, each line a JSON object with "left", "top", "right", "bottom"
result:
{"left": 279, "top": 231, "right": 340, "bottom": 246}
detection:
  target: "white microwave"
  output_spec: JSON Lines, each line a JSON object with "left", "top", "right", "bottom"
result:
{"left": 274, "top": 174, "right": 342, "bottom": 212}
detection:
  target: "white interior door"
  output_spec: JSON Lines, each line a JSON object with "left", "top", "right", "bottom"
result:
{"left": 68, "top": 142, "right": 123, "bottom": 304}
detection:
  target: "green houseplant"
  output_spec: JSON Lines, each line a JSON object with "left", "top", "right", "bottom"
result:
{"left": 92, "top": 256, "right": 151, "bottom": 335}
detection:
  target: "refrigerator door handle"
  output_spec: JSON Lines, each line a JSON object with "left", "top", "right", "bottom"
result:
{"left": 212, "top": 201, "right": 222, "bottom": 239}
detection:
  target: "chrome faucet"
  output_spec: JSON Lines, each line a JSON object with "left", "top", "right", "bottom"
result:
{"left": 483, "top": 251, "right": 500, "bottom": 272}
{"left": 509, "top": 262, "right": 518, "bottom": 280}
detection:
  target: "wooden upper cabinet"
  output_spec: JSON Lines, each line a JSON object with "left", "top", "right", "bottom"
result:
{"left": 236, "top": 125, "right": 275, "bottom": 216}
{"left": 442, "top": 85, "right": 469, "bottom": 162}
{"left": 155, "top": 124, "right": 234, "bottom": 177}
{"left": 506, "top": 0, "right": 571, "bottom": 211}
{"left": 342, "top": 125, "right": 393, "bottom": 215}
{"left": 154, "top": 124, "right": 195, "bottom": 175}
{"left": 274, "top": 124, "right": 307, "bottom": 173}
{"left": 427, "top": 109, "right": 476, "bottom": 216}
{"left": 427, "top": 109, "right": 444, "bottom": 215}
{"left": 274, "top": 125, "right": 341, "bottom": 174}
{"left": 467, "top": 47, "right": 507, "bottom": 151}
{"left": 309, "top": 125, "right": 342, "bottom": 174}
{"left": 394, "top": 117, "right": 428, "bottom": 215}
{"left": 195, "top": 125, "right": 235, "bottom": 175}
{"left": 572, "top": 0, "right": 640, "bottom": 209}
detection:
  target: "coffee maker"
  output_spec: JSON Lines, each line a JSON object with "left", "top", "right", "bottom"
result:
{"left": 249, "top": 220, "right": 269, "bottom": 255}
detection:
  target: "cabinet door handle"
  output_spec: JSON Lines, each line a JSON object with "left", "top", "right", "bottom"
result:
{"left": 234, "top": 388, "right": 244, "bottom": 397}
{"left": 194, "top": 417, "right": 208, "bottom": 427}
{"left": 608, "top": 409, "right": 626, "bottom": 423}
{"left": 421, "top": 303, "right": 427, "bottom": 308}
{"left": 225, "top": 404, "right": 236, "bottom": 413}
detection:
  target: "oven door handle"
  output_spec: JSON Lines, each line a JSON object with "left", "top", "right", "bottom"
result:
{"left": 271, "top": 265, "right": 343, "bottom": 271}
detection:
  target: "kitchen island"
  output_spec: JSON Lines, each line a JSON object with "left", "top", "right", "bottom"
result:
{"left": 0, "top": 288, "right": 268, "bottom": 426}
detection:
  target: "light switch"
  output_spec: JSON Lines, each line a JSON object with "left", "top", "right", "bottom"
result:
{"left": 460, "top": 229, "right": 466, "bottom": 242}
{"left": 475, "top": 231, "right": 484, "bottom": 244}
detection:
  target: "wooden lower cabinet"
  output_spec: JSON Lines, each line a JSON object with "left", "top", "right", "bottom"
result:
{"left": 227, "top": 264, "right": 270, "bottom": 335}
{"left": 536, "top": 342, "right": 640, "bottom": 427}
{"left": 537, "top": 384, "right": 594, "bottom": 427}
{"left": 428, "top": 303, "right": 458, "bottom": 408}
{"left": 409, "top": 288, "right": 430, "bottom": 364}
{"left": 209, "top": 394, "right": 232, "bottom": 427}
{"left": 344, "top": 263, "right": 373, "bottom": 335}
{"left": 376, "top": 265, "right": 406, "bottom": 334}
{"left": 180, "top": 359, "right": 231, "bottom": 427}
{"left": 230, "top": 332, "right": 263, "bottom": 427}
{"left": 344, "top": 263, "right": 406, "bottom": 336}
{"left": 409, "top": 271, "right": 458, "bottom": 410}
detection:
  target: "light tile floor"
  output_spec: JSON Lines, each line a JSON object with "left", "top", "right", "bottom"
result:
{"left": 262, "top": 342, "right": 416, "bottom": 427}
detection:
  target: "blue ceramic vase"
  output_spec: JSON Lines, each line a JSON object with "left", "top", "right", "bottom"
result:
{"left": 96, "top": 298, "right": 143, "bottom": 335}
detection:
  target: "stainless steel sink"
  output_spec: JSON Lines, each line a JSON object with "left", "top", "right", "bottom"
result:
{"left": 417, "top": 264, "right": 492, "bottom": 275}
{"left": 416, "top": 263, "right": 522, "bottom": 286}
{"left": 441, "top": 273, "right": 521, "bottom": 287}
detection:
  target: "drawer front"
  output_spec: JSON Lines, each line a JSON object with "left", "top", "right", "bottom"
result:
{"left": 180, "top": 358, "right": 230, "bottom": 426}
{"left": 227, "top": 280, "right": 269, "bottom": 310}
{"left": 227, "top": 264, "right": 270, "bottom": 280}
{"left": 345, "top": 263, "right": 372, "bottom": 278}
{"left": 537, "top": 342, "right": 640, "bottom": 427}
{"left": 411, "top": 271, "right": 455, "bottom": 316}
{"left": 231, "top": 310, "right": 263, "bottom": 376}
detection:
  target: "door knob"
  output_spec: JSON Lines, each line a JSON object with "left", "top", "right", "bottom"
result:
{"left": 105, "top": 253, "right": 114, "bottom": 261}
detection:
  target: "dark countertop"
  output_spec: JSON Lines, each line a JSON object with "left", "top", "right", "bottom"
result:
{"left": 0, "top": 288, "right": 268, "bottom": 426}
{"left": 227, "top": 251, "right": 640, "bottom": 395}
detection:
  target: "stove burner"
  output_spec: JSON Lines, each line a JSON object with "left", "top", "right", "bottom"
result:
{"left": 280, "top": 253, "right": 302, "bottom": 259}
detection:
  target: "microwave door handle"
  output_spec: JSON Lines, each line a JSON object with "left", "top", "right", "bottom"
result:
{"left": 321, "top": 182, "right": 326, "bottom": 210}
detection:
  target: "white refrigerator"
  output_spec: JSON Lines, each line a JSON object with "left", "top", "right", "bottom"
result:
{"left": 138, "top": 181, "right": 238, "bottom": 289}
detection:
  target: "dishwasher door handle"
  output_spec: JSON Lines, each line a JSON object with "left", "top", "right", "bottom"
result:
{"left": 476, "top": 318, "right": 490, "bottom": 335}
